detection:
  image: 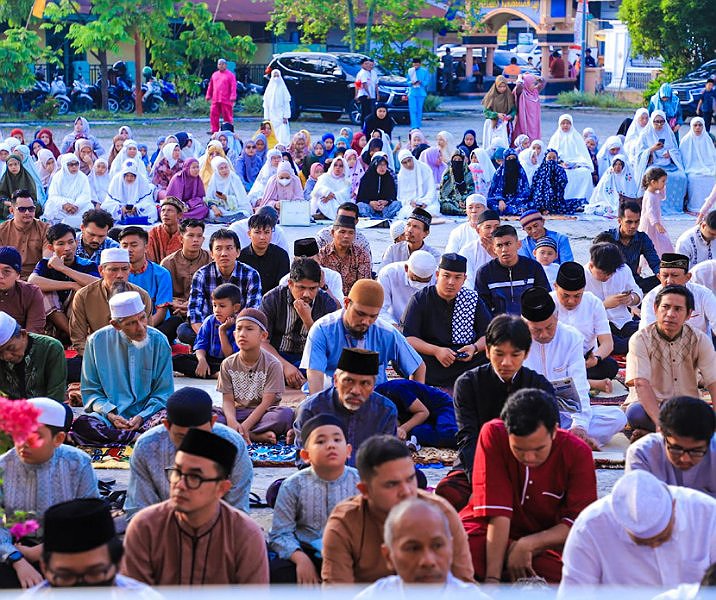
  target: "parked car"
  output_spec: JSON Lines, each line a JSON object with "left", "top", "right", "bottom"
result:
{"left": 670, "top": 59, "right": 716, "bottom": 120}
{"left": 436, "top": 46, "right": 539, "bottom": 77}
{"left": 264, "top": 52, "right": 411, "bottom": 125}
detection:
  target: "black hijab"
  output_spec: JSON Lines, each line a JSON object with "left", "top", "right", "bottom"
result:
{"left": 356, "top": 156, "right": 396, "bottom": 203}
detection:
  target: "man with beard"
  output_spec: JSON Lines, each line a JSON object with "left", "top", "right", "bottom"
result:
{"left": 294, "top": 348, "right": 397, "bottom": 466}
{"left": 381, "top": 208, "right": 442, "bottom": 267}
{"left": 75, "top": 208, "right": 119, "bottom": 266}
{"left": 71, "top": 291, "right": 173, "bottom": 446}
{"left": 301, "top": 279, "right": 424, "bottom": 394}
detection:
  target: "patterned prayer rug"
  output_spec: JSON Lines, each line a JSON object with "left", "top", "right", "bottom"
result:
{"left": 80, "top": 445, "right": 134, "bottom": 469}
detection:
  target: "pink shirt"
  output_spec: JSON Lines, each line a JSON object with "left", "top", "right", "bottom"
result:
{"left": 206, "top": 69, "right": 237, "bottom": 103}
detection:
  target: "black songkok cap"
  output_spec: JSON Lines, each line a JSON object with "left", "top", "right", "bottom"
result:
{"left": 44, "top": 499, "right": 116, "bottom": 553}
{"left": 333, "top": 215, "right": 356, "bottom": 230}
{"left": 660, "top": 253, "right": 689, "bottom": 272}
{"left": 336, "top": 348, "right": 379, "bottom": 375}
{"left": 301, "top": 414, "right": 347, "bottom": 443}
{"left": 520, "top": 286, "right": 556, "bottom": 322}
{"left": 294, "top": 237, "right": 320, "bottom": 257}
{"left": 166, "top": 387, "right": 213, "bottom": 427}
{"left": 178, "top": 428, "right": 238, "bottom": 475}
{"left": 556, "top": 261, "right": 586, "bottom": 291}
{"left": 477, "top": 209, "right": 500, "bottom": 225}
{"left": 409, "top": 207, "right": 432, "bottom": 228}
{"left": 438, "top": 252, "right": 467, "bottom": 273}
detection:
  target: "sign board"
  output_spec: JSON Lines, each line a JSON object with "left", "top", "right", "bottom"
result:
{"left": 518, "top": 33, "right": 533, "bottom": 45}
{"left": 497, "top": 25, "right": 508, "bottom": 45}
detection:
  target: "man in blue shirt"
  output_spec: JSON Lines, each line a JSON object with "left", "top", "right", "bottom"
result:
{"left": 29, "top": 223, "right": 99, "bottom": 341}
{"left": 697, "top": 79, "right": 715, "bottom": 133}
{"left": 517, "top": 209, "right": 573, "bottom": 264}
{"left": 75, "top": 208, "right": 119, "bottom": 265}
{"left": 301, "top": 278, "right": 425, "bottom": 394}
{"left": 407, "top": 57, "right": 429, "bottom": 130}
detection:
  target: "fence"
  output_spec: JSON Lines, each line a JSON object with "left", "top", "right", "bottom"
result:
{"left": 602, "top": 68, "right": 658, "bottom": 91}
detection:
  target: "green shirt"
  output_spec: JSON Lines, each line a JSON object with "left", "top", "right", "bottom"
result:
{"left": 0, "top": 333, "right": 67, "bottom": 402}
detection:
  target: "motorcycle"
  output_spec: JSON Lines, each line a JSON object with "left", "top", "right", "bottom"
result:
{"left": 69, "top": 76, "right": 95, "bottom": 113}
{"left": 140, "top": 79, "right": 164, "bottom": 113}
{"left": 158, "top": 78, "right": 178, "bottom": 105}
{"left": 50, "top": 74, "right": 72, "bottom": 115}
{"left": 16, "top": 75, "right": 50, "bottom": 112}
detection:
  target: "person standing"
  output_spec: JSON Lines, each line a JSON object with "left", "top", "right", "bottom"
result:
{"left": 355, "top": 58, "right": 379, "bottom": 127}
{"left": 441, "top": 48, "right": 455, "bottom": 95}
{"left": 697, "top": 79, "right": 716, "bottom": 134}
{"left": 206, "top": 59, "right": 237, "bottom": 134}
{"left": 263, "top": 69, "right": 292, "bottom": 146}
{"left": 407, "top": 58, "right": 429, "bottom": 130}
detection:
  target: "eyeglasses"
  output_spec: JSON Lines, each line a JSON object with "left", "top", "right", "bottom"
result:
{"left": 664, "top": 438, "right": 708, "bottom": 458}
{"left": 15, "top": 206, "right": 36, "bottom": 213}
{"left": 47, "top": 563, "right": 116, "bottom": 586}
{"left": 653, "top": 119, "right": 666, "bottom": 124}
{"left": 165, "top": 467, "right": 224, "bottom": 489}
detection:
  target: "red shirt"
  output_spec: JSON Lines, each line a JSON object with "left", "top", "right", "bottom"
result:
{"left": 460, "top": 419, "right": 596, "bottom": 539}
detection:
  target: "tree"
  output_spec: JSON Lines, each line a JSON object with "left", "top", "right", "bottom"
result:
{"left": 619, "top": 0, "right": 716, "bottom": 78}
{"left": 0, "top": 27, "right": 59, "bottom": 95}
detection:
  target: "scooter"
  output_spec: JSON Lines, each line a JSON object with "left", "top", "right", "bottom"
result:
{"left": 16, "top": 74, "right": 51, "bottom": 112}
{"left": 50, "top": 74, "right": 72, "bottom": 115}
{"left": 140, "top": 79, "right": 164, "bottom": 113}
{"left": 158, "top": 78, "right": 178, "bottom": 105}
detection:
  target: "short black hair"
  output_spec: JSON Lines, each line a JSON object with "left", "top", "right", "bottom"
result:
{"left": 705, "top": 211, "right": 716, "bottom": 230}
{"left": 118, "top": 226, "right": 148, "bottom": 244}
{"left": 592, "top": 232, "right": 617, "bottom": 246}
{"left": 209, "top": 228, "right": 240, "bottom": 252}
{"left": 486, "top": 314, "right": 532, "bottom": 353}
{"left": 492, "top": 224, "right": 518, "bottom": 240}
{"left": 356, "top": 435, "right": 411, "bottom": 481}
{"left": 337, "top": 202, "right": 360, "bottom": 217}
{"left": 46, "top": 223, "right": 76, "bottom": 244}
{"left": 179, "top": 218, "right": 205, "bottom": 234}
{"left": 510, "top": 57, "right": 517, "bottom": 64}
{"left": 11, "top": 189, "right": 33, "bottom": 202}
{"left": 248, "top": 213, "right": 275, "bottom": 231}
{"left": 701, "top": 562, "right": 716, "bottom": 587}
{"left": 82, "top": 208, "right": 114, "bottom": 229}
{"left": 590, "top": 242, "right": 624, "bottom": 274}
{"left": 654, "top": 284, "right": 695, "bottom": 312}
{"left": 501, "top": 388, "right": 559, "bottom": 436}
{"left": 44, "top": 536, "right": 124, "bottom": 567}
{"left": 659, "top": 396, "right": 715, "bottom": 442}
{"left": 618, "top": 201, "right": 641, "bottom": 217}
{"left": 289, "top": 257, "right": 322, "bottom": 283}
{"left": 212, "top": 282, "right": 242, "bottom": 304}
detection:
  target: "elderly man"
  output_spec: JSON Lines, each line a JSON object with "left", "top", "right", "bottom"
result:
{"left": 521, "top": 287, "right": 627, "bottom": 449}
{"left": 71, "top": 291, "right": 174, "bottom": 446}
{"left": 125, "top": 387, "right": 252, "bottom": 518}
{"left": 0, "top": 247, "right": 45, "bottom": 333}
{"left": 70, "top": 248, "right": 152, "bottom": 356}
{"left": 0, "top": 190, "right": 48, "bottom": 280}
{"left": 461, "top": 209, "right": 500, "bottom": 290}
{"left": 75, "top": 208, "right": 119, "bottom": 265}
{"left": 316, "top": 202, "right": 371, "bottom": 259}
{"left": 317, "top": 215, "right": 372, "bottom": 297}
{"left": 206, "top": 58, "right": 237, "bottom": 134}
{"left": 261, "top": 257, "right": 338, "bottom": 388}
{"left": 626, "top": 396, "right": 716, "bottom": 497}
{"left": 355, "top": 498, "right": 489, "bottom": 597}
{"left": 322, "top": 435, "right": 474, "bottom": 584}
{"left": 403, "top": 253, "right": 491, "bottom": 387}
{"left": 518, "top": 209, "right": 573, "bottom": 264}
{"left": 147, "top": 196, "right": 184, "bottom": 263}
{"left": 0, "top": 312, "right": 66, "bottom": 402}
{"left": 301, "top": 279, "right": 424, "bottom": 394}
{"left": 377, "top": 250, "right": 436, "bottom": 327}
{"left": 560, "top": 470, "right": 716, "bottom": 589}
{"left": 676, "top": 210, "right": 716, "bottom": 269}
{"left": 640, "top": 252, "right": 716, "bottom": 335}
{"left": 461, "top": 389, "right": 597, "bottom": 583}
{"left": 445, "top": 194, "right": 487, "bottom": 254}
{"left": 294, "top": 348, "right": 397, "bottom": 466}
{"left": 625, "top": 285, "right": 716, "bottom": 436}
{"left": 381, "top": 208, "right": 441, "bottom": 267}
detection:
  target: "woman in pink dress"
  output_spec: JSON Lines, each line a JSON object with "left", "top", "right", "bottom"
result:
{"left": 638, "top": 166, "right": 674, "bottom": 257}
{"left": 512, "top": 73, "right": 544, "bottom": 143}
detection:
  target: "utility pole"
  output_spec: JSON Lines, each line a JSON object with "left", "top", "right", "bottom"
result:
{"left": 579, "top": 0, "right": 588, "bottom": 92}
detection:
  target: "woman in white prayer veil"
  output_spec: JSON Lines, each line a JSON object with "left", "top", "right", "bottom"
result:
{"left": 596, "top": 135, "right": 625, "bottom": 178}
{"left": 205, "top": 156, "right": 252, "bottom": 223}
{"left": 585, "top": 153, "right": 638, "bottom": 217}
{"left": 623, "top": 107, "right": 650, "bottom": 163}
{"left": 309, "top": 155, "right": 351, "bottom": 220}
{"left": 518, "top": 139, "right": 545, "bottom": 186}
{"left": 101, "top": 158, "right": 157, "bottom": 223}
{"left": 109, "top": 139, "right": 149, "bottom": 181}
{"left": 547, "top": 114, "right": 595, "bottom": 208}
{"left": 249, "top": 148, "right": 282, "bottom": 206}
{"left": 263, "top": 69, "right": 292, "bottom": 147}
{"left": 396, "top": 148, "right": 439, "bottom": 218}
{"left": 680, "top": 117, "right": 716, "bottom": 213}
{"left": 44, "top": 154, "right": 93, "bottom": 228}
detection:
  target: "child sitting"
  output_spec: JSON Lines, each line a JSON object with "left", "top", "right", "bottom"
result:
{"left": 217, "top": 308, "right": 293, "bottom": 444}
{"left": 268, "top": 414, "right": 359, "bottom": 584}
{"left": 172, "top": 283, "right": 240, "bottom": 378}
{"left": 533, "top": 236, "right": 559, "bottom": 287}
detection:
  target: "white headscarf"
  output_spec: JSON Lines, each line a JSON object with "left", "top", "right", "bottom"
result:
{"left": 624, "top": 107, "right": 650, "bottom": 160}
{"left": 436, "top": 131, "right": 456, "bottom": 163}
{"left": 89, "top": 157, "right": 110, "bottom": 203}
{"left": 105, "top": 158, "right": 153, "bottom": 205}
{"left": 547, "top": 114, "right": 593, "bottom": 168}
{"left": 314, "top": 156, "right": 351, "bottom": 195}
{"left": 519, "top": 139, "right": 545, "bottom": 184}
{"left": 248, "top": 148, "right": 282, "bottom": 202}
{"left": 206, "top": 156, "right": 251, "bottom": 213}
{"left": 469, "top": 147, "right": 496, "bottom": 180}
{"left": 586, "top": 153, "right": 638, "bottom": 217}
{"left": 636, "top": 110, "right": 683, "bottom": 167}
{"left": 263, "top": 70, "right": 291, "bottom": 122}
{"left": 162, "top": 142, "right": 181, "bottom": 169}
{"left": 47, "top": 153, "right": 92, "bottom": 201}
{"left": 396, "top": 148, "right": 436, "bottom": 208}
{"left": 680, "top": 117, "right": 716, "bottom": 177}
{"left": 596, "top": 135, "right": 625, "bottom": 175}
{"left": 36, "top": 148, "right": 58, "bottom": 189}
{"left": 109, "top": 139, "right": 145, "bottom": 179}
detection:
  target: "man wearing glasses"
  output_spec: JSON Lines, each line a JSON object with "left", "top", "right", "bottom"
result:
{"left": 122, "top": 428, "right": 269, "bottom": 585}
{"left": 627, "top": 396, "right": 716, "bottom": 497}
{"left": 0, "top": 190, "right": 47, "bottom": 280}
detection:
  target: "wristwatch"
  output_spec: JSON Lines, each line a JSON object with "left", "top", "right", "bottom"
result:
{"left": 6, "top": 550, "right": 23, "bottom": 564}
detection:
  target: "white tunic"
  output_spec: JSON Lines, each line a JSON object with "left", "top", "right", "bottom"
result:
{"left": 560, "top": 486, "right": 716, "bottom": 589}
{"left": 355, "top": 573, "right": 490, "bottom": 600}
{"left": 676, "top": 226, "right": 716, "bottom": 269}
{"left": 462, "top": 240, "right": 494, "bottom": 291}
{"left": 691, "top": 259, "right": 716, "bottom": 290}
{"left": 445, "top": 221, "right": 479, "bottom": 254}
{"left": 551, "top": 290, "right": 611, "bottom": 353}
{"left": 640, "top": 281, "right": 716, "bottom": 334}
{"left": 583, "top": 263, "right": 642, "bottom": 328}
{"left": 377, "top": 261, "right": 434, "bottom": 326}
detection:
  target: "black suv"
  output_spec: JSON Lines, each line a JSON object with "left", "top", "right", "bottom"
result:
{"left": 670, "top": 59, "right": 716, "bottom": 120}
{"left": 264, "top": 52, "right": 411, "bottom": 125}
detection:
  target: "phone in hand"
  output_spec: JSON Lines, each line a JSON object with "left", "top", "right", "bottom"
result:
{"left": 125, "top": 204, "right": 134, "bottom": 211}
{"left": 658, "top": 138, "right": 665, "bottom": 145}
{"left": 622, "top": 289, "right": 631, "bottom": 295}
{"left": 454, "top": 351, "right": 469, "bottom": 359}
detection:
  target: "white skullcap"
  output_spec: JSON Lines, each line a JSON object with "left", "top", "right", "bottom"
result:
{"left": 466, "top": 193, "right": 487, "bottom": 206}
{"left": 100, "top": 248, "right": 130, "bottom": 265}
{"left": 109, "top": 291, "right": 145, "bottom": 319}
{"left": 0, "top": 311, "right": 19, "bottom": 346}
{"left": 610, "top": 470, "right": 673, "bottom": 539}
{"left": 29, "top": 397, "right": 68, "bottom": 428}
{"left": 390, "top": 220, "right": 406, "bottom": 241}
{"left": 408, "top": 250, "right": 438, "bottom": 279}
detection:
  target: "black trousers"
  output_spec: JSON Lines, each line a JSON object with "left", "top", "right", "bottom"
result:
{"left": 586, "top": 356, "right": 619, "bottom": 380}
{"left": 636, "top": 274, "right": 660, "bottom": 295}
{"left": 704, "top": 111, "right": 713, "bottom": 133}
{"left": 156, "top": 315, "right": 184, "bottom": 344}
{"left": 610, "top": 320, "right": 639, "bottom": 356}
{"left": 269, "top": 544, "right": 322, "bottom": 584}
{"left": 358, "top": 96, "right": 375, "bottom": 127}
{"left": 172, "top": 353, "right": 223, "bottom": 378}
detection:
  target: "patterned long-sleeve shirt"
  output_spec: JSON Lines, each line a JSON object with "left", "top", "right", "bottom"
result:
{"left": 317, "top": 243, "right": 372, "bottom": 297}
{"left": 75, "top": 233, "right": 119, "bottom": 265}
{"left": 0, "top": 445, "right": 99, "bottom": 559}
{"left": 187, "top": 260, "right": 262, "bottom": 324}
{"left": 268, "top": 466, "right": 360, "bottom": 560}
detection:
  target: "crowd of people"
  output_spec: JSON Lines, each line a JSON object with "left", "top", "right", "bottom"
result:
{"left": 0, "top": 69, "right": 716, "bottom": 596}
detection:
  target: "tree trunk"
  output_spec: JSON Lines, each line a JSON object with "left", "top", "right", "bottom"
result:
{"left": 134, "top": 31, "right": 143, "bottom": 116}
{"left": 97, "top": 49, "right": 108, "bottom": 111}
{"left": 346, "top": 0, "right": 356, "bottom": 52}
{"left": 364, "top": 0, "right": 376, "bottom": 52}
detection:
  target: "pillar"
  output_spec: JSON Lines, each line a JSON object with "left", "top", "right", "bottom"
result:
{"left": 541, "top": 44, "right": 551, "bottom": 79}
{"left": 486, "top": 46, "right": 495, "bottom": 77}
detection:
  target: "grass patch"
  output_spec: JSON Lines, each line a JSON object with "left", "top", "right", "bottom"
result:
{"left": 239, "top": 93, "right": 264, "bottom": 115}
{"left": 423, "top": 94, "right": 443, "bottom": 112}
{"left": 556, "top": 91, "right": 639, "bottom": 109}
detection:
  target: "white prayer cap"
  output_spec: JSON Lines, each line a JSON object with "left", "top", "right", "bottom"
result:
{"left": 408, "top": 250, "right": 437, "bottom": 279}
{"left": 0, "top": 311, "right": 19, "bottom": 346}
{"left": 390, "top": 220, "right": 406, "bottom": 241}
{"left": 466, "top": 193, "right": 487, "bottom": 206}
{"left": 610, "top": 470, "right": 673, "bottom": 539}
{"left": 28, "top": 398, "right": 68, "bottom": 428}
{"left": 100, "top": 248, "right": 130, "bottom": 265}
{"left": 109, "top": 291, "right": 145, "bottom": 320}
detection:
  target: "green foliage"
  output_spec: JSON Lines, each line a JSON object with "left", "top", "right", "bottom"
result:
{"left": 642, "top": 74, "right": 669, "bottom": 106}
{"left": 0, "top": 28, "right": 59, "bottom": 94}
{"left": 0, "top": 0, "right": 34, "bottom": 26}
{"left": 184, "top": 97, "right": 212, "bottom": 116}
{"left": 556, "top": 91, "right": 639, "bottom": 109}
{"left": 619, "top": 0, "right": 716, "bottom": 78}
{"left": 423, "top": 93, "right": 442, "bottom": 112}
{"left": 32, "top": 97, "right": 59, "bottom": 119}
{"left": 239, "top": 93, "right": 264, "bottom": 115}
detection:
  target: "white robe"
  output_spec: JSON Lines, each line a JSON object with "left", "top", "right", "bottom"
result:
{"left": 518, "top": 141, "right": 545, "bottom": 186}
{"left": 205, "top": 164, "right": 252, "bottom": 220}
{"left": 309, "top": 162, "right": 351, "bottom": 221}
{"left": 43, "top": 154, "right": 94, "bottom": 228}
{"left": 396, "top": 154, "right": 439, "bottom": 218}
{"left": 547, "top": 115, "right": 595, "bottom": 201}
{"left": 623, "top": 107, "right": 650, "bottom": 164}
{"left": 680, "top": 118, "right": 716, "bottom": 212}
{"left": 248, "top": 150, "right": 282, "bottom": 205}
{"left": 101, "top": 162, "right": 157, "bottom": 223}
{"left": 263, "top": 74, "right": 292, "bottom": 147}
{"left": 585, "top": 154, "right": 638, "bottom": 217}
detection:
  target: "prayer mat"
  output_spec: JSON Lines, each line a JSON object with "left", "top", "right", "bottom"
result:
{"left": 249, "top": 440, "right": 297, "bottom": 467}
{"left": 80, "top": 445, "right": 134, "bottom": 469}
{"left": 502, "top": 215, "right": 578, "bottom": 221}
{"left": 413, "top": 447, "right": 457, "bottom": 466}
{"left": 590, "top": 380, "right": 628, "bottom": 406}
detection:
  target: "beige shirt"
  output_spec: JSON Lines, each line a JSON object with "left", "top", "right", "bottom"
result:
{"left": 160, "top": 248, "right": 212, "bottom": 301}
{"left": 70, "top": 280, "right": 152, "bottom": 354}
{"left": 321, "top": 489, "right": 475, "bottom": 584}
{"left": 217, "top": 347, "right": 284, "bottom": 408}
{"left": 0, "top": 219, "right": 48, "bottom": 280}
{"left": 625, "top": 322, "right": 716, "bottom": 404}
